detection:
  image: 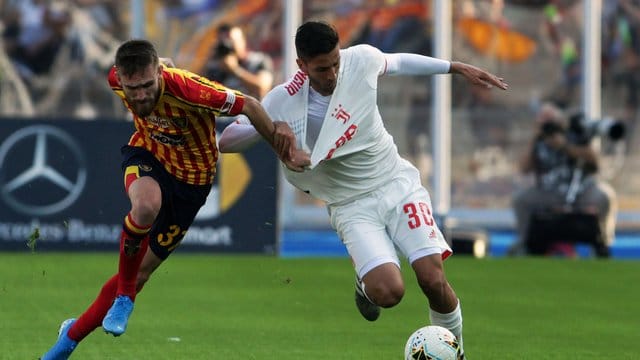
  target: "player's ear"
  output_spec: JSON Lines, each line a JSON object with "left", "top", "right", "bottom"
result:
{"left": 115, "top": 67, "right": 122, "bottom": 83}
{"left": 296, "top": 58, "right": 306, "bottom": 73}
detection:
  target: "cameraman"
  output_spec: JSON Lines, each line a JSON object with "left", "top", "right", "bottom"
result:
{"left": 509, "top": 103, "right": 617, "bottom": 256}
{"left": 205, "top": 24, "right": 274, "bottom": 101}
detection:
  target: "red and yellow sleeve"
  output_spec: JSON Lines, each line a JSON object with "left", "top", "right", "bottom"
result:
{"left": 163, "top": 68, "right": 245, "bottom": 116}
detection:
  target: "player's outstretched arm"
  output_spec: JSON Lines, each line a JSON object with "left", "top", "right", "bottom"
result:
{"left": 382, "top": 52, "right": 506, "bottom": 91}
{"left": 381, "top": 49, "right": 507, "bottom": 90}
{"left": 219, "top": 119, "right": 309, "bottom": 172}
{"left": 240, "top": 96, "right": 296, "bottom": 161}
{"left": 449, "top": 61, "right": 509, "bottom": 90}
{"left": 218, "top": 120, "right": 262, "bottom": 153}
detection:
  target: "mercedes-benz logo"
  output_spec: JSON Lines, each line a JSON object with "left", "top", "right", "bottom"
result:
{"left": 0, "top": 125, "right": 87, "bottom": 216}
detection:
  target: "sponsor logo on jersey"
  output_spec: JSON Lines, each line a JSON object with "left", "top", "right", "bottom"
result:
{"left": 150, "top": 132, "right": 186, "bottom": 146}
{"left": 284, "top": 71, "right": 308, "bottom": 96}
{"left": 171, "top": 117, "right": 188, "bottom": 128}
{"left": 325, "top": 124, "right": 358, "bottom": 160}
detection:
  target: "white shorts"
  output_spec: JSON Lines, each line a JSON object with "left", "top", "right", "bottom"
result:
{"left": 328, "top": 171, "right": 452, "bottom": 279}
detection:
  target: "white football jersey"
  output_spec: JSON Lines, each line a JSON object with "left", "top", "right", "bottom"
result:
{"left": 262, "top": 45, "right": 418, "bottom": 205}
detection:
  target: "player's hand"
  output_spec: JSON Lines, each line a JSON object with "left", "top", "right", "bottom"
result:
{"left": 271, "top": 121, "right": 297, "bottom": 160}
{"left": 451, "top": 61, "right": 508, "bottom": 90}
{"left": 282, "top": 149, "right": 311, "bottom": 172}
{"left": 221, "top": 54, "right": 240, "bottom": 73}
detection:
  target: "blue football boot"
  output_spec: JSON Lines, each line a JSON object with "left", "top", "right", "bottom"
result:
{"left": 102, "top": 295, "right": 134, "bottom": 336}
{"left": 41, "top": 318, "right": 77, "bottom": 360}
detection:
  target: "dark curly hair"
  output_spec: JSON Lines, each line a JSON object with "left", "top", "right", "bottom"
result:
{"left": 295, "top": 21, "right": 339, "bottom": 60}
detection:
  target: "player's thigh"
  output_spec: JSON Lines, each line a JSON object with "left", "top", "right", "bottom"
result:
{"left": 121, "top": 147, "right": 166, "bottom": 214}
{"left": 388, "top": 187, "right": 451, "bottom": 264}
{"left": 148, "top": 183, "right": 211, "bottom": 260}
{"left": 331, "top": 198, "right": 401, "bottom": 279}
{"left": 341, "top": 221, "right": 401, "bottom": 279}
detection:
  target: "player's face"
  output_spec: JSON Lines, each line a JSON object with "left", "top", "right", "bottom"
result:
{"left": 297, "top": 45, "right": 340, "bottom": 96}
{"left": 117, "top": 63, "right": 162, "bottom": 118}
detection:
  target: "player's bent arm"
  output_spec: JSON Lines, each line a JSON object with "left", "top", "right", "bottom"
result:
{"left": 240, "top": 95, "right": 274, "bottom": 139}
{"left": 239, "top": 96, "right": 295, "bottom": 160}
{"left": 219, "top": 122, "right": 308, "bottom": 172}
{"left": 218, "top": 122, "right": 262, "bottom": 153}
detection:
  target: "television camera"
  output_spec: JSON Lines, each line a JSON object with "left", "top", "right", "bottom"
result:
{"left": 566, "top": 112, "right": 625, "bottom": 143}
{"left": 541, "top": 112, "right": 625, "bottom": 142}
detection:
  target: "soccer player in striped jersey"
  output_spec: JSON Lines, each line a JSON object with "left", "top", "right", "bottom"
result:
{"left": 41, "top": 39, "right": 298, "bottom": 360}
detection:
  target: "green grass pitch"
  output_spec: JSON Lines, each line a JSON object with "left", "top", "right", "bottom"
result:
{"left": 1, "top": 253, "right": 638, "bottom": 359}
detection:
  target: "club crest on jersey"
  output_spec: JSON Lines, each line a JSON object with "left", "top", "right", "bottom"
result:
{"left": 171, "top": 117, "right": 188, "bottom": 128}
{"left": 331, "top": 104, "right": 351, "bottom": 124}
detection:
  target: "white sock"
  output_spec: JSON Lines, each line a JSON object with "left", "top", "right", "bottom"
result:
{"left": 429, "top": 299, "right": 464, "bottom": 354}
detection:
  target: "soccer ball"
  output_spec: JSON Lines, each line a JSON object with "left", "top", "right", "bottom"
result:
{"left": 404, "top": 325, "right": 461, "bottom": 360}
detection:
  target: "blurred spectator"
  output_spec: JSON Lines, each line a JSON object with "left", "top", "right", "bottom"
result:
{"left": 253, "top": 0, "right": 284, "bottom": 80}
{"left": 162, "top": 0, "right": 221, "bottom": 20}
{"left": 539, "top": 1, "right": 583, "bottom": 109}
{"left": 0, "top": 0, "right": 127, "bottom": 118}
{"left": 73, "top": 0, "right": 127, "bottom": 40}
{"left": 204, "top": 23, "right": 274, "bottom": 101}
{"left": 2, "top": 0, "right": 74, "bottom": 80}
{"left": 151, "top": 0, "right": 224, "bottom": 59}
{"left": 509, "top": 103, "right": 617, "bottom": 256}
{"left": 352, "top": 0, "right": 430, "bottom": 53}
{"left": 603, "top": 0, "right": 640, "bottom": 123}
{"left": 350, "top": 1, "right": 434, "bottom": 184}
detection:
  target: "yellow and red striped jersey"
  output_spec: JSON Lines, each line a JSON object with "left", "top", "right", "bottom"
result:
{"left": 109, "top": 66, "right": 245, "bottom": 185}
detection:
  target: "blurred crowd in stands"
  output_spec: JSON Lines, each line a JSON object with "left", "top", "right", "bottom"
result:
{"left": 1, "top": 0, "right": 640, "bottom": 213}
{"left": 0, "top": 0, "right": 126, "bottom": 118}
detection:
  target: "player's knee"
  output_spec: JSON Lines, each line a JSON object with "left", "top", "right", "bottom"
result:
{"left": 132, "top": 199, "right": 161, "bottom": 224}
{"left": 370, "top": 281, "right": 405, "bottom": 308}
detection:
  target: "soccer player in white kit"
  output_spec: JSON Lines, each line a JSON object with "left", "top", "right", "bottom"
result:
{"left": 219, "top": 21, "right": 508, "bottom": 358}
